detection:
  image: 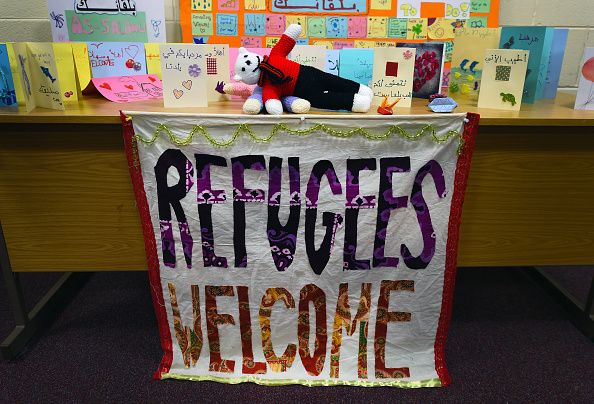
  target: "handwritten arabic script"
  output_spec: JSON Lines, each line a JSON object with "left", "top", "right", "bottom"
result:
{"left": 271, "top": 0, "right": 366, "bottom": 14}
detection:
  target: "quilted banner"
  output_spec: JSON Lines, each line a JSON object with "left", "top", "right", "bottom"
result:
{"left": 122, "top": 111, "right": 478, "bottom": 387}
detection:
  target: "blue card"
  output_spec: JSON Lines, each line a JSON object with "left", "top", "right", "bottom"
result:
{"left": 339, "top": 48, "right": 373, "bottom": 86}
{"left": 500, "top": 26, "right": 554, "bottom": 103}
{"left": 87, "top": 42, "right": 147, "bottom": 79}
{"left": 244, "top": 14, "right": 266, "bottom": 36}
{"left": 0, "top": 44, "right": 17, "bottom": 106}
{"left": 543, "top": 28, "right": 568, "bottom": 99}
{"left": 216, "top": 14, "right": 238, "bottom": 36}
{"left": 326, "top": 50, "right": 340, "bottom": 76}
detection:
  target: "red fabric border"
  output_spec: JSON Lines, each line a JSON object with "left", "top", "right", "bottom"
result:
{"left": 433, "top": 112, "right": 480, "bottom": 386}
{"left": 120, "top": 112, "right": 173, "bottom": 380}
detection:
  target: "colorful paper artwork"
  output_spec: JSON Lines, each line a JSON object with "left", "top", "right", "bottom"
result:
{"left": 47, "top": 0, "right": 166, "bottom": 42}
{"left": 88, "top": 42, "right": 148, "bottom": 78}
{"left": 449, "top": 27, "right": 501, "bottom": 102}
{"left": 179, "top": 0, "right": 500, "bottom": 47}
{"left": 371, "top": 47, "right": 416, "bottom": 107}
{"left": 396, "top": 42, "right": 445, "bottom": 98}
{"left": 160, "top": 44, "right": 208, "bottom": 108}
{"left": 0, "top": 44, "right": 17, "bottom": 107}
{"left": 574, "top": 48, "right": 594, "bottom": 110}
{"left": 477, "top": 49, "right": 529, "bottom": 111}
{"left": 92, "top": 74, "right": 163, "bottom": 103}
{"left": 499, "top": 26, "right": 554, "bottom": 103}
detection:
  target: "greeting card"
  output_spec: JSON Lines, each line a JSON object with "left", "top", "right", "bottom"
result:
{"left": 543, "top": 28, "right": 568, "bottom": 99}
{"left": 290, "top": 45, "right": 326, "bottom": 71}
{"left": 449, "top": 27, "right": 501, "bottom": 102}
{"left": 71, "top": 43, "right": 92, "bottom": 92}
{"left": 574, "top": 48, "right": 594, "bottom": 110}
{"left": 53, "top": 43, "right": 79, "bottom": 103}
{"left": 200, "top": 44, "right": 230, "bottom": 102}
{"left": 88, "top": 42, "right": 147, "bottom": 78}
{"left": 371, "top": 47, "right": 416, "bottom": 107}
{"left": 499, "top": 26, "right": 554, "bottom": 103}
{"left": 478, "top": 49, "right": 529, "bottom": 111}
{"left": 326, "top": 49, "right": 340, "bottom": 76}
{"left": 396, "top": 42, "right": 445, "bottom": 99}
{"left": 26, "top": 42, "right": 65, "bottom": 110}
{"left": 11, "top": 43, "right": 35, "bottom": 111}
{"left": 0, "top": 43, "right": 17, "bottom": 107}
{"left": 145, "top": 43, "right": 163, "bottom": 78}
{"left": 339, "top": 48, "right": 374, "bottom": 87}
{"left": 160, "top": 44, "right": 208, "bottom": 108}
{"left": 92, "top": 74, "right": 163, "bottom": 103}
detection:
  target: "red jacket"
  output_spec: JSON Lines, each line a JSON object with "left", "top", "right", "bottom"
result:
{"left": 258, "top": 34, "right": 301, "bottom": 103}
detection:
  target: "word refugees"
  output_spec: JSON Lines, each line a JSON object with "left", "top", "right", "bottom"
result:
{"left": 155, "top": 151, "right": 446, "bottom": 274}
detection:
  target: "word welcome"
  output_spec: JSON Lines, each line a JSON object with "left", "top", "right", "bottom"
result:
{"left": 168, "top": 280, "right": 414, "bottom": 378}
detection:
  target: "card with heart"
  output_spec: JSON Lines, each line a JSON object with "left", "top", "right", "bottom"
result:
{"left": 87, "top": 42, "right": 147, "bottom": 79}
{"left": 160, "top": 44, "right": 208, "bottom": 108}
{"left": 92, "top": 74, "right": 163, "bottom": 103}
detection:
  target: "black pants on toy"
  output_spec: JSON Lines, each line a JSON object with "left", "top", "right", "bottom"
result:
{"left": 293, "top": 65, "right": 361, "bottom": 111}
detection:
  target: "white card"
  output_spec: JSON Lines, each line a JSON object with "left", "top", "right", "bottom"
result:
{"left": 478, "top": 49, "right": 529, "bottom": 111}
{"left": 160, "top": 44, "right": 208, "bottom": 108}
{"left": 397, "top": 0, "right": 422, "bottom": 19}
{"left": 574, "top": 47, "right": 594, "bottom": 110}
{"left": 371, "top": 47, "right": 416, "bottom": 108}
{"left": 290, "top": 45, "right": 327, "bottom": 71}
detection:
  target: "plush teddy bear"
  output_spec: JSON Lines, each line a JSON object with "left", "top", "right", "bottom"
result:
{"left": 221, "top": 82, "right": 311, "bottom": 114}
{"left": 232, "top": 24, "right": 373, "bottom": 115}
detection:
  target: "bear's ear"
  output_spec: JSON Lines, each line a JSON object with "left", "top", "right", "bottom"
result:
{"left": 233, "top": 74, "right": 242, "bottom": 81}
{"left": 238, "top": 47, "right": 247, "bottom": 55}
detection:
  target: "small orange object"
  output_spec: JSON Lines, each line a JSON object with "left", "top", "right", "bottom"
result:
{"left": 377, "top": 96, "right": 401, "bottom": 115}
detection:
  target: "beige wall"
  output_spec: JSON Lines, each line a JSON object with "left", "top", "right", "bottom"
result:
{"left": 2, "top": 0, "right": 593, "bottom": 87}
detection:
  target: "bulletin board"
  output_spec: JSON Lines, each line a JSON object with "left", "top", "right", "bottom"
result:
{"left": 180, "top": 0, "right": 499, "bottom": 47}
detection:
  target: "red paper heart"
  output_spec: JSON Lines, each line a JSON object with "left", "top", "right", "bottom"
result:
{"left": 99, "top": 82, "right": 112, "bottom": 90}
{"left": 148, "top": 76, "right": 157, "bottom": 82}
{"left": 125, "top": 85, "right": 134, "bottom": 90}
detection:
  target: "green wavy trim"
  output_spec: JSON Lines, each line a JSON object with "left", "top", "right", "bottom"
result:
{"left": 160, "top": 372, "right": 443, "bottom": 388}
{"left": 134, "top": 122, "right": 464, "bottom": 154}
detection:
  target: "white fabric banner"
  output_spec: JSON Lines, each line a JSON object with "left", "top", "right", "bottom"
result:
{"left": 123, "top": 112, "right": 478, "bottom": 387}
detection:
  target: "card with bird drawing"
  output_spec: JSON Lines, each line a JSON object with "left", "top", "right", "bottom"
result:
{"left": 160, "top": 44, "right": 208, "bottom": 108}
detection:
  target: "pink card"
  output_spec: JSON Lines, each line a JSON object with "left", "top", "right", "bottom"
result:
{"left": 92, "top": 74, "right": 163, "bottom": 103}
{"left": 228, "top": 47, "right": 271, "bottom": 83}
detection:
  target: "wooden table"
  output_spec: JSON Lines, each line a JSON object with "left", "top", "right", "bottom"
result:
{"left": 1, "top": 92, "right": 594, "bottom": 272}
{"left": 2, "top": 91, "right": 594, "bottom": 358}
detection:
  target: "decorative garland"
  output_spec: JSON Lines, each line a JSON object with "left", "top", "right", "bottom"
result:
{"left": 133, "top": 122, "right": 464, "bottom": 154}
